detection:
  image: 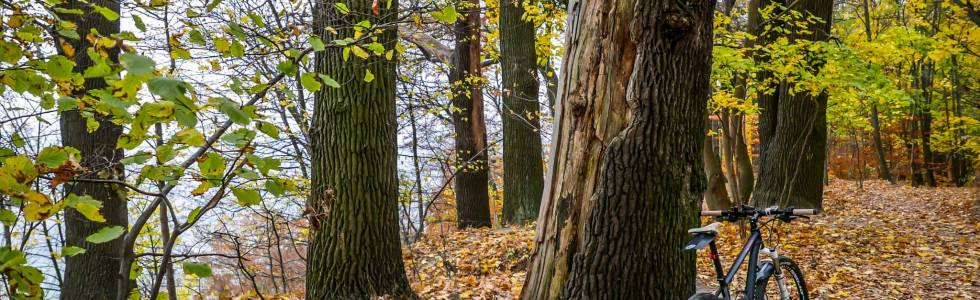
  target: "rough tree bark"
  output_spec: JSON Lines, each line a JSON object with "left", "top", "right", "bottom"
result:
{"left": 752, "top": 0, "right": 833, "bottom": 210}
{"left": 304, "top": 0, "right": 415, "bottom": 298}
{"left": 55, "top": 0, "right": 131, "bottom": 298}
{"left": 449, "top": 0, "right": 492, "bottom": 228}
{"left": 500, "top": 0, "right": 545, "bottom": 224}
{"left": 521, "top": 0, "right": 714, "bottom": 298}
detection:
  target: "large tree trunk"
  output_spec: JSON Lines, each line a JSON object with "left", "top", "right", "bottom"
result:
{"left": 500, "top": 0, "right": 545, "bottom": 224}
{"left": 450, "top": 0, "right": 492, "bottom": 228}
{"left": 304, "top": 0, "right": 414, "bottom": 298}
{"left": 520, "top": 0, "right": 714, "bottom": 298}
{"left": 752, "top": 0, "right": 832, "bottom": 210}
{"left": 56, "top": 0, "right": 130, "bottom": 298}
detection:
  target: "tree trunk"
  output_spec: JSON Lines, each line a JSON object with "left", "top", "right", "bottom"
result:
{"left": 917, "top": 61, "right": 937, "bottom": 187}
{"left": 305, "top": 0, "right": 414, "bottom": 298}
{"left": 56, "top": 0, "right": 130, "bottom": 298}
{"left": 869, "top": 104, "right": 894, "bottom": 182}
{"left": 861, "top": 0, "right": 894, "bottom": 183}
{"left": 704, "top": 117, "right": 732, "bottom": 210}
{"left": 521, "top": 0, "right": 714, "bottom": 298}
{"left": 500, "top": 0, "right": 545, "bottom": 224}
{"left": 450, "top": 0, "right": 492, "bottom": 228}
{"left": 752, "top": 0, "right": 832, "bottom": 210}
{"left": 949, "top": 56, "right": 970, "bottom": 186}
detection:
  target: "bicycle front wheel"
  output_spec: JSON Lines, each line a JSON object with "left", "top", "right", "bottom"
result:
{"left": 755, "top": 256, "right": 809, "bottom": 300}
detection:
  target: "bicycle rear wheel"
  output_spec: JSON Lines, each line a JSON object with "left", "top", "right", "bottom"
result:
{"left": 755, "top": 256, "right": 809, "bottom": 300}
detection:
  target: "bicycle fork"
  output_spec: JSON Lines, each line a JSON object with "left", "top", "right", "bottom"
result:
{"left": 759, "top": 248, "right": 792, "bottom": 300}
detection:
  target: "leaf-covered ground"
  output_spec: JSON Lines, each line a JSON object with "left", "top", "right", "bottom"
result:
{"left": 404, "top": 180, "right": 979, "bottom": 299}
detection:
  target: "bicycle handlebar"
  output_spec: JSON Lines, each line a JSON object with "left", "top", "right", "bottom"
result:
{"left": 700, "top": 206, "right": 819, "bottom": 218}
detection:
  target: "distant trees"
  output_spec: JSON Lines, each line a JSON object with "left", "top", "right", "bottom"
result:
{"left": 304, "top": 0, "right": 414, "bottom": 298}
{"left": 499, "top": 0, "right": 545, "bottom": 224}
{"left": 521, "top": 0, "right": 715, "bottom": 298}
{"left": 55, "top": 0, "right": 130, "bottom": 298}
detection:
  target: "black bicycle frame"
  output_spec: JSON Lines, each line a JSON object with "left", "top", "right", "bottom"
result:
{"left": 706, "top": 224, "right": 765, "bottom": 300}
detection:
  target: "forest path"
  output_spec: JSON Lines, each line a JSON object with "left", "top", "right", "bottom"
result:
{"left": 404, "top": 180, "right": 978, "bottom": 299}
{"left": 697, "top": 180, "right": 979, "bottom": 299}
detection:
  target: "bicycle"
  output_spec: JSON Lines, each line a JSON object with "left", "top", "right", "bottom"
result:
{"left": 686, "top": 205, "right": 818, "bottom": 300}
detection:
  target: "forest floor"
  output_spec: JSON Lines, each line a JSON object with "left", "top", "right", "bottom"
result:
{"left": 402, "top": 179, "right": 980, "bottom": 299}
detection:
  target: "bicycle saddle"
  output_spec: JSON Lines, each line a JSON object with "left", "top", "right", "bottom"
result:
{"left": 688, "top": 222, "right": 721, "bottom": 235}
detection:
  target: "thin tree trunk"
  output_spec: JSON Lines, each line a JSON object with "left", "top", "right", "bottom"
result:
{"left": 752, "top": 0, "right": 833, "bottom": 209}
{"left": 950, "top": 56, "right": 969, "bottom": 186}
{"left": 704, "top": 117, "right": 732, "bottom": 210}
{"left": 521, "top": 0, "right": 715, "bottom": 297}
{"left": 862, "top": 0, "right": 893, "bottom": 183}
{"left": 408, "top": 101, "right": 427, "bottom": 240}
{"left": 304, "top": 0, "right": 414, "bottom": 298}
{"left": 450, "top": 0, "right": 492, "bottom": 228}
{"left": 56, "top": 0, "right": 131, "bottom": 298}
{"left": 500, "top": 0, "right": 545, "bottom": 224}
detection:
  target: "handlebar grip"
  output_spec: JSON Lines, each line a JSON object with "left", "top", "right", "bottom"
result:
{"left": 792, "top": 209, "right": 817, "bottom": 215}
{"left": 701, "top": 210, "right": 722, "bottom": 216}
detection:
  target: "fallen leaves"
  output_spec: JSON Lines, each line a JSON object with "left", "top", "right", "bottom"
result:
{"left": 405, "top": 180, "right": 979, "bottom": 299}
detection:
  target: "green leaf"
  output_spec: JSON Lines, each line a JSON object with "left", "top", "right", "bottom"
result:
{"left": 246, "top": 154, "right": 280, "bottom": 175}
{"left": 46, "top": 55, "right": 74, "bottom": 80}
{"left": 231, "top": 187, "right": 261, "bottom": 206}
{"left": 175, "top": 128, "right": 205, "bottom": 146}
{"left": 214, "top": 38, "right": 230, "bottom": 53}
{"left": 220, "top": 128, "right": 255, "bottom": 147}
{"left": 0, "top": 209, "right": 15, "bottom": 226}
{"left": 218, "top": 100, "right": 250, "bottom": 125}
{"left": 319, "top": 74, "right": 341, "bottom": 88}
{"left": 198, "top": 152, "right": 226, "bottom": 178}
{"left": 67, "top": 194, "right": 105, "bottom": 223}
{"left": 276, "top": 60, "right": 297, "bottom": 76}
{"left": 206, "top": 0, "right": 224, "bottom": 11}
{"left": 62, "top": 246, "right": 86, "bottom": 257}
{"left": 182, "top": 262, "right": 212, "bottom": 277}
{"left": 264, "top": 179, "right": 287, "bottom": 196}
{"left": 36, "top": 147, "right": 68, "bottom": 168}
{"left": 133, "top": 14, "right": 147, "bottom": 31}
{"left": 120, "top": 152, "right": 153, "bottom": 165}
{"left": 83, "top": 62, "right": 112, "bottom": 78}
{"left": 364, "top": 69, "right": 375, "bottom": 82}
{"left": 147, "top": 77, "right": 189, "bottom": 101}
{"left": 334, "top": 3, "right": 349, "bottom": 14}
{"left": 350, "top": 45, "right": 369, "bottom": 59}
{"left": 85, "top": 226, "right": 124, "bottom": 244}
{"left": 91, "top": 5, "right": 119, "bottom": 21}
{"left": 11, "top": 133, "right": 24, "bottom": 148}
{"left": 258, "top": 121, "right": 280, "bottom": 138}
{"left": 309, "top": 36, "right": 326, "bottom": 51}
{"left": 431, "top": 5, "right": 460, "bottom": 24}
{"left": 120, "top": 53, "right": 156, "bottom": 76}
{"left": 301, "top": 72, "right": 321, "bottom": 92}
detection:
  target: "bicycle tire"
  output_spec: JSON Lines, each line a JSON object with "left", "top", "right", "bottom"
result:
{"left": 754, "top": 256, "right": 809, "bottom": 300}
